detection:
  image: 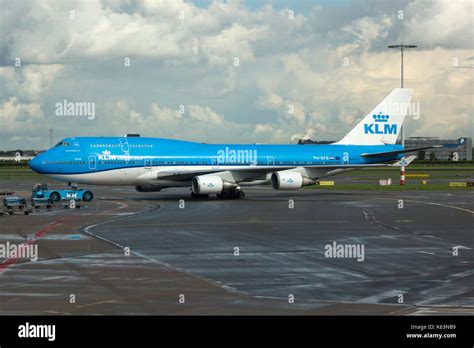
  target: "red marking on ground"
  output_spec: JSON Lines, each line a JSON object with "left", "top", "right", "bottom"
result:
{"left": 1, "top": 200, "right": 129, "bottom": 273}
{"left": 0, "top": 217, "right": 71, "bottom": 274}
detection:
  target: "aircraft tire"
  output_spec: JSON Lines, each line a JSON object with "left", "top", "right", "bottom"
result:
{"left": 50, "top": 192, "right": 61, "bottom": 202}
{"left": 218, "top": 192, "right": 230, "bottom": 199}
{"left": 82, "top": 191, "right": 94, "bottom": 201}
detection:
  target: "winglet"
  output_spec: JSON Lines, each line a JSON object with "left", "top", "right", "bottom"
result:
{"left": 389, "top": 155, "right": 417, "bottom": 167}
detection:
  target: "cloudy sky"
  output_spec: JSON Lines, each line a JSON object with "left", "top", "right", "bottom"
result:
{"left": 0, "top": 0, "right": 473, "bottom": 150}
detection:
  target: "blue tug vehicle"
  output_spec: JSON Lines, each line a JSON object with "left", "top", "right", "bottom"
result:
{"left": 31, "top": 184, "right": 94, "bottom": 203}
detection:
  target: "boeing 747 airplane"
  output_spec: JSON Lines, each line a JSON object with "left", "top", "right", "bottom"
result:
{"left": 29, "top": 88, "right": 432, "bottom": 199}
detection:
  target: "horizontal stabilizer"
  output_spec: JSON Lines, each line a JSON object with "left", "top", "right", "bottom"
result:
{"left": 389, "top": 155, "right": 417, "bottom": 167}
{"left": 360, "top": 145, "right": 442, "bottom": 158}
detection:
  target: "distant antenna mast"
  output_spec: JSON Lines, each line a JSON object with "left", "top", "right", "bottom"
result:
{"left": 388, "top": 43, "right": 417, "bottom": 186}
{"left": 387, "top": 43, "right": 417, "bottom": 146}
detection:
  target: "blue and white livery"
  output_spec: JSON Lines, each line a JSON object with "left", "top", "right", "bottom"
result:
{"left": 29, "top": 88, "right": 428, "bottom": 198}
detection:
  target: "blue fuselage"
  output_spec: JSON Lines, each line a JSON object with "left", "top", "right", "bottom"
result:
{"left": 29, "top": 137, "right": 404, "bottom": 175}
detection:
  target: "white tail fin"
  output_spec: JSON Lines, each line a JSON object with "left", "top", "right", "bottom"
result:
{"left": 335, "top": 88, "right": 414, "bottom": 145}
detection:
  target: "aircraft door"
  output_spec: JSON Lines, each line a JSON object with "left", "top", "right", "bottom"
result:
{"left": 342, "top": 152, "right": 349, "bottom": 165}
{"left": 144, "top": 158, "right": 151, "bottom": 169}
{"left": 89, "top": 155, "right": 97, "bottom": 170}
{"left": 212, "top": 156, "right": 219, "bottom": 170}
{"left": 119, "top": 138, "right": 130, "bottom": 154}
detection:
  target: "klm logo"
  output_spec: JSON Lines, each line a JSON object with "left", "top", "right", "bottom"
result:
{"left": 364, "top": 113, "right": 397, "bottom": 135}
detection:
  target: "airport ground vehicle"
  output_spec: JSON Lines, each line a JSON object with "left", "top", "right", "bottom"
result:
{"left": 30, "top": 196, "right": 53, "bottom": 209}
{"left": 31, "top": 184, "right": 94, "bottom": 202}
{"left": 3, "top": 196, "right": 27, "bottom": 209}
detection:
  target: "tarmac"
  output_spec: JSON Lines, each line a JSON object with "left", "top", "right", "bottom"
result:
{"left": 0, "top": 179, "right": 472, "bottom": 315}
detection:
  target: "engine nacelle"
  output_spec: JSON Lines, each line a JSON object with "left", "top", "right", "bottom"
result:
{"left": 192, "top": 176, "right": 224, "bottom": 194}
{"left": 135, "top": 185, "right": 162, "bottom": 192}
{"left": 271, "top": 172, "right": 315, "bottom": 190}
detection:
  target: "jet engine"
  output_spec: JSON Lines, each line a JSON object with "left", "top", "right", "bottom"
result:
{"left": 192, "top": 175, "right": 237, "bottom": 194}
{"left": 271, "top": 171, "right": 315, "bottom": 190}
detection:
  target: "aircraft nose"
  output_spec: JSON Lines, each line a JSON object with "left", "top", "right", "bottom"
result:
{"left": 29, "top": 155, "right": 44, "bottom": 173}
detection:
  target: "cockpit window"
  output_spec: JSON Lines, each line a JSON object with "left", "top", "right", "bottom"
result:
{"left": 55, "top": 141, "right": 70, "bottom": 147}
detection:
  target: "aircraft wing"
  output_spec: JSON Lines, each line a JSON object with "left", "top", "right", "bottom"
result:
{"left": 154, "top": 161, "right": 408, "bottom": 183}
{"left": 360, "top": 145, "right": 442, "bottom": 158}
{"left": 155, "top": 166, "right": 290, "bottom": 181}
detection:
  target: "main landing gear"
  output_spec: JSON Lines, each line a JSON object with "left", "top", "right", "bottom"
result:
{"left": 217, "top": 188, "right": 245, "bottom": 200}
{"left": 190, "top": 188, "right": 245, "bottom": 200}
{"left": 190, "top": 192, "right": 209, "bottom": 199}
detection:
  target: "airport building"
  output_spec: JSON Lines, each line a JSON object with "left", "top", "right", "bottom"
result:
{"left": 0, "top": 150, "right": 39, "bottom": 162}
{"left": 405, "top": 137, "right": 472, "bottom": 161}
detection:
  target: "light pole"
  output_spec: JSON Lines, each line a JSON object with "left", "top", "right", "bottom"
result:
{"left": 387, "top": 44, "right": 417, "bottom": 145}
{"left": 388, "top": 43, "right": 417, "bottom": 185}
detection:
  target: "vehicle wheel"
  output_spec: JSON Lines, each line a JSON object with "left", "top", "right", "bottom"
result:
{"left": 191, "top": 191, "right": 198, "bottom": 198}
{"left": 82, "top": 191, "right": 94, "bottom": 201}
{"left": 237, "top": 190, "right": 245, "bottom": 199}
{"left": 50, "top": 192, "right": 61, "bottom": 202}
{"left": 219, "top": 192, "right": 230, "bottom": 199}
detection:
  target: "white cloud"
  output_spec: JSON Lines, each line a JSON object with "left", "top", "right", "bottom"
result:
{"left": 0, "top": 0, "right": 472, "bottom": 149}
{"left": 0, "top": 65, "right": 64, "bottom": 101}
{"left": 188, "top": 104, "right": 224, "bottom": 125}
{"left": 342, "top": 16, "right": 393, "bottom": 44}
{"left": 402, "top": 1, "right": 474, "bottom": 49}
{"left": 258, "top": 93, "right": 306, "bottom": 124}
{"left": 0, "top": 0, "right": 271, "bottom": 67}
{"left": 254, "top": 123, "right": 273, "bottom": 134}
{"left": 0, "top": 97, "right": 44, "bottom": 137}
{"left": 97, "top": 98, "right": 244, "bottom": 143}
{"left": 150, "top": 103, "right": 183, "bottom": 128}
{"left": 254, "top": 46, "right": 473, "bottom": 142}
